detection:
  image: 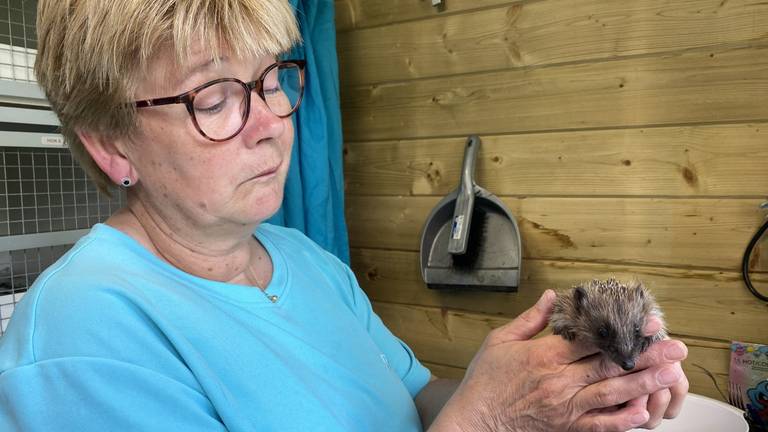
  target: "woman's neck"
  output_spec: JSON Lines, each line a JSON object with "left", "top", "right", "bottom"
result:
{"left": 106, "top": 198, "right": 273, "bottom": 289}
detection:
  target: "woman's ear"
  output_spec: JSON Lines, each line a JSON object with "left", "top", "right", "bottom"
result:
{"left": 77, "top": 129, "right": 137, "bottom": 186}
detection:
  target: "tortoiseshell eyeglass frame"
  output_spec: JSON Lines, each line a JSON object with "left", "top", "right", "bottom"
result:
{"left": 133, "top": 59, "right": 306, "bottom": 142}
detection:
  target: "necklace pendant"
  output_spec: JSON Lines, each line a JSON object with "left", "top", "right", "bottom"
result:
{"left": 267, "top": 294, "right": 278, "bottom": 303}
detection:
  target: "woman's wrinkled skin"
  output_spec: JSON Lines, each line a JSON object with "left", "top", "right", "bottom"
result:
{"left": 426, "top": 290, "right": 688, "bottom": 432}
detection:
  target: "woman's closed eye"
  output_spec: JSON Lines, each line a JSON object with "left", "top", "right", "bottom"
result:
{"left": 263, "top": 84, "right": 282, "bottom": 96}
{"left": 194, "top": 84, "right": 235, "bottom": 115}
{"left": 262, "top": 67, "right": 282, "bottom": 96}
{"left": 195, "top": 97, "right": 228, "bottom": 115}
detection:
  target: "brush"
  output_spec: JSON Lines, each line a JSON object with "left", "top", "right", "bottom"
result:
{"left": 448, "top": 135, "right": 487, "bottom": 269}
{"left": 451, "top": 204, "right": 487, "bottom": 268}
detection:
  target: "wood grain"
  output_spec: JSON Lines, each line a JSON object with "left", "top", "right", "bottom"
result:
{"left": 335, "top": 0, "right": 513, "bottom": 32}
{"left": 336, "top": 0, "right": 768, "bottom": 407}
{"left": 352, "top": 248, "right": 768, "bottom": 343}
{"left": 346, "top": 195, "right": 768, "bottom": 271}
{"left": 340, "top": 45, "right": 768, "bottom": 141}
{"left": 344, "top": 123, "right": 768, "bottom": 197}
{"left": 338, "top": 0, "right": 768, "bottom": 84}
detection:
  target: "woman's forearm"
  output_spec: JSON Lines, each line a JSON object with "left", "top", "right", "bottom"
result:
{"left": 414, "top": 377, "right": 462, "bottom": 430}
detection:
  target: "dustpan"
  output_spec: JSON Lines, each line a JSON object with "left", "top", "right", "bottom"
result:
{"left": 419, "top": 135, "right": 522, "bottom": 291}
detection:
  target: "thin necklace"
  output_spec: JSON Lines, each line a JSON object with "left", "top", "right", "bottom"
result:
{"left": 245, "top": 262, "right": 278, "bottom": 303}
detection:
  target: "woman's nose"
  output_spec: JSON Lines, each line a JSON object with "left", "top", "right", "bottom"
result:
{"left": 240, "top": 95, "right": 286, "bottom": 145}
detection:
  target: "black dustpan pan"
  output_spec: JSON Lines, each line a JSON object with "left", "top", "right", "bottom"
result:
{"left": 419, "top": 135, "right": 522, "bottom": 291}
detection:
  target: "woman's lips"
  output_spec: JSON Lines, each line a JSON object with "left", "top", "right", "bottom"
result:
{"left": 248, "top": 163, "right": 281, "bottom": 182}
{"left": 257, "top": 167, "right": 278, "bottom": 178}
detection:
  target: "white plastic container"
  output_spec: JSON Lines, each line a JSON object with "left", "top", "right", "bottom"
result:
{"left": 630, "top": 393, "right": 748, "bottom": 431}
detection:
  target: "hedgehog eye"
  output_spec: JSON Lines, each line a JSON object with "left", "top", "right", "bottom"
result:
{"left": 634, "top": 324, "right": 642, "bottom": 335}
{"left": 598, "top": 327, "right": 609, "bottom": 338}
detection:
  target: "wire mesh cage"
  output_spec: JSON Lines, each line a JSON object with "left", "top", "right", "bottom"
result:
{"left": 0, "top": 147, "right": 127, "bottom": 336}
{"left": 0, "top": 0, "right": 37, "bottom": 83}
{"left": 0, "top": 245, "right": 69, "bottom": 333}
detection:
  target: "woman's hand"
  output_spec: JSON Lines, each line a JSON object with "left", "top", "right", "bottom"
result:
{"left": 428, "top": 290, "right": 688, "bottom": 432}
{"left": 631, "top": 315, "right": 689, "bottom": 429}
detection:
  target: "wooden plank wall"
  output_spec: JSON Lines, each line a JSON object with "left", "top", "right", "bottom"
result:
{"left": 336, "top": 0, "right": 768, "bottom": 402}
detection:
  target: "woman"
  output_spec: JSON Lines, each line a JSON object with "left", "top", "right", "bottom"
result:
{"left": 0, "top": 1, "right": 687, "bottom": 431}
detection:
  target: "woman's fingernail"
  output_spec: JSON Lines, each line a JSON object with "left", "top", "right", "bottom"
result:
{"left": 664, "top": 343, "right": 686, "bottom": 360}
{"left": 536, "top": 290, "right": 555, "bottom": 310}
{"left": 630, "top": 411, "right": 649, "bottom": 426}
{"left": 658, "top": 367, "right": 681, "bottom": 385}
{"left": 644, "top": 316, "right": 662, "bottom": 335}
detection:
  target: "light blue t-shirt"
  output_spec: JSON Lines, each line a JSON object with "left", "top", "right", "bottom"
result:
{"left": 0, "top": 223, "right": 431, "bottom": 431}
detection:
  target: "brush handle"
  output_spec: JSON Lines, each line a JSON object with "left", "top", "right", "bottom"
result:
{"left": 448, "top": 135, "right": 480, "bottom": 254}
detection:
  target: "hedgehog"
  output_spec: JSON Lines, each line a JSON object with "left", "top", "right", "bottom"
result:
{"left": 549, "top": 278, "right": 667, "bottom": 371}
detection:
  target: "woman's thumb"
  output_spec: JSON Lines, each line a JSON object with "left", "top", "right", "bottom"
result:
{"left": 500, "top": 290, "right": 556, "bottom": 341}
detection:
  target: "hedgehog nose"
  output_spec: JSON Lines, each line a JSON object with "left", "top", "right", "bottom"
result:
{"left": 620, "top": 359, "right": 635, "bottom": 371}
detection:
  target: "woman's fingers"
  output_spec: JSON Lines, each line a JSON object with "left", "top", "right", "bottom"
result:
{"left": 626, "top": 393, "right": 649, "bottom": 413}
{"left": 539, "top": 334, "right": 602, "bottom": 365}
{"left": 643, "top": 315, "right": 664, "bottom": 336}
{"left": 664, "top": 375, "right": 689, "bottom": 418}
{"left": 573, "top": 362, "right": 685, "bottom": 413}
{"left": 571, "top": 399, "right": 649, "bottom": 432}
{"left": 570, "top": 339, "right": 687, "bottom": 385}
{"left": 642, "top": 389, "right": 672, "bottom": 428}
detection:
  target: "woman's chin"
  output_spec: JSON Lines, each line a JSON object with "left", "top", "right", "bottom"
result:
{"left": 248, "top": 193, "right": 284, "bottom": 225}
{"left": 222, "top": 173, "right": 287, "bottom": 226}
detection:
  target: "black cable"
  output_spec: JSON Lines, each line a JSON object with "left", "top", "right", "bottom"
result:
{"left": 741, "top": 217, "right": 768, "bottom": 302}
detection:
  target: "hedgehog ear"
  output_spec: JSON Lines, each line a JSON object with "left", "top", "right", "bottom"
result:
{"left": 574, "top": 286, "right": 587, "bottom": 312}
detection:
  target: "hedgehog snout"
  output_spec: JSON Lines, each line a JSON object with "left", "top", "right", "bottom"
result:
{"left": 619, "top": 359, "right": 635, "bottom": 371}
{"left": 608, "top": 342, "right": 639, "bottom": 371}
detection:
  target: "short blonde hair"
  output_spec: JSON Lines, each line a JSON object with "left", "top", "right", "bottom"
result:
{"left": 35, "top": 0, "right": 300, "bottom": 194}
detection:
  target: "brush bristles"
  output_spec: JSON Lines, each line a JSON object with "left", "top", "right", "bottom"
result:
{"left": 451, "top": 206, "right": 487, "bottom": 269}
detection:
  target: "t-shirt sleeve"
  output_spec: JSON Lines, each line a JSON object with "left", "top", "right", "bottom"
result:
{"left": 0, "top": 357, "right": 227, "bottom": 432}
{"left": 342, "top": 266, "right": 431, "bottom": 398}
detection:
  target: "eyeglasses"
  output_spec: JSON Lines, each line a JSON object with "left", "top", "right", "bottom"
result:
{"left": 134, "top": 60, "right": 306, "bottom": 142}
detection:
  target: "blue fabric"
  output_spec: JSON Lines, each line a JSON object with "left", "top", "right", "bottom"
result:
{"left": 268, "top": 0, "right": 350, "bottom": 265}
{"left": 0, "top": 224, "right": 430, "bottom": 431}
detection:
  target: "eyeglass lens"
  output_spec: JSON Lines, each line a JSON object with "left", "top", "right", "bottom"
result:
{"left": 192, "top": 63, "right": 302, "bottom": 140}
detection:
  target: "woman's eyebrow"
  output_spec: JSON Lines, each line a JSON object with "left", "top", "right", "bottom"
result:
{"left": 176, "top": 56, "right": 229, "bottom": 87}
